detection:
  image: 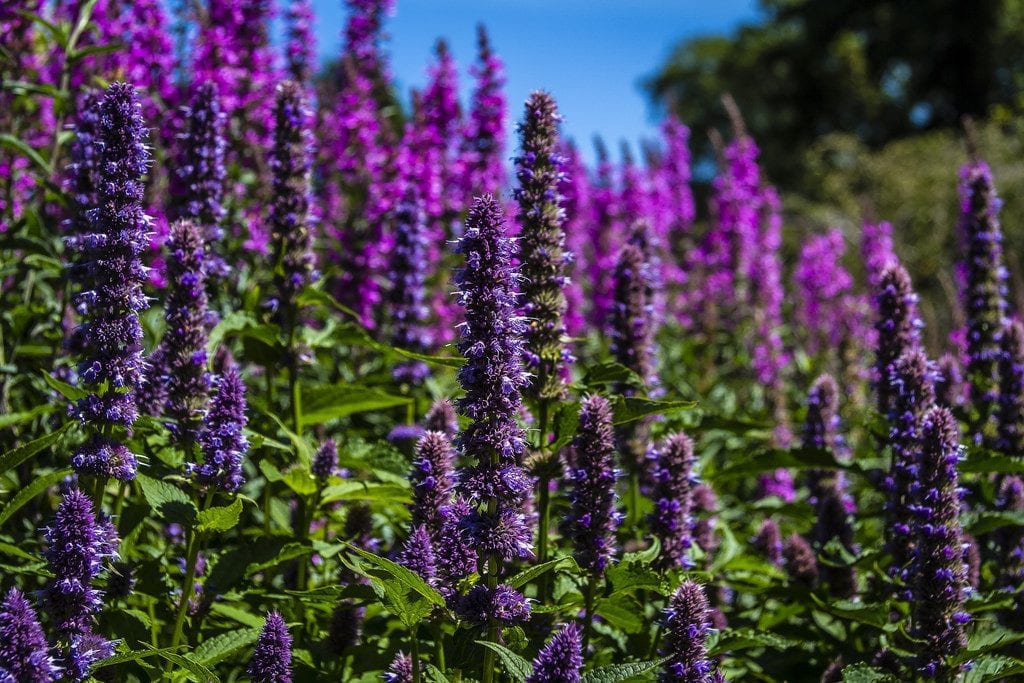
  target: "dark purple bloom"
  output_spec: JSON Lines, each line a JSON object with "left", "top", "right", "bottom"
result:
{"left": 160, "top": 219, "right": 212, "bottom": 445}
{"left": 998, "top": 320, "right": 1024, "bottom": 455}
{"left": 460, "top": 25, "right": 507, "bottom": 200}
{"left": 659, "top": 581, "right": 723, "bottom": 683}
{"left": 173, "top": 83, "right": 228, "bottom": 279}
{"left": 567, "top": 395, "right": 621, "bottom": 574}
{"left": 385, "top": 651, "right": 413, "bottom": 683}
{"left": 248, "top": 611, "right": 292, "bottom": 683}
{"left": 70, "top": 438, "right": 138, "bottom": 482}
{"left": 935, "top": 353, "right": 964, "bottom": 409}
{"left": 515, "top": 90, "right": 573, "bottom": 401}
{"left": 454, "top": 196, "right": 532, "bottom": 562}
{"left": 268, "top": 81, "right": 318, "bottom": 322}
{"left": 873, "top": 264, "right": 923, "bottom": 417}
{"left": 861, "top": 221, "right": 897, "bottom": 290}
{"left": 783, "top": 533, "right": 818, "bottom": 586}
{"left": 388, "top": 187, "right": 431, "bottom": 384}
{"left": 312, "top": 439, "right": 338, "bottom": 480}
{"left": 423, "top": 398, "right": 458, "bottom": 438}
{"left": 611, "top": 237, "right": 656, "bottom": 392}
{"left": 397, "top": 524, "right": 436, "bottom": 582}
{"left": 908, "top": 407, "right": 969, "bottom": 678}
{"left": 959, "top": 160, "right": 1008, "bottom": 444}
{"left": 190, "top": 365, "right": 248, "bottom": 493}
{"left": 326, "top": 604, "right": 363, "bottom": 654}
{"left": 812, "top": 481, "right": 858, "bottom": 598}
{"left": 0, "top": 588, "right": 57, "bottom": 682}
{"left": 455, "top": 584, "right": 531, "bottom": 626}
{"left": 284, "top": 0, "right": 316, "bottom": 84}
{"left": 527, "top": 622, "right": 583, "bottom": 683}
{"left": 996, "top": 475, "right": 1024, "bottom": 628}
{"left": 65, "top": 83, "right": 151, "bottom": 480}
{"left": 63, "top": 91, "right": 101, "bottom": 237}
{"left": 409, "top": 431, "right": 456, "bottom": 540}
{"left": 752, "top": 519, "right": 783, "bottom": 567}
{"left": 66, "top": 631, "right": 114, "bottom": 683}
{"left": 882, "top": 349, "right": 937, "bottom": 578}
{"left": 690, "top": 484, "right": 719, "bottom": 558}
{"left": 803, "top": 374, "right": 846, "bottom": 503}
{"left": 648, "top": 433, "right": 696, "bottom": 570}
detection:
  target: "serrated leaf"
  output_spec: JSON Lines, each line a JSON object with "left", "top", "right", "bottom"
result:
{"left": 594, "top": 596, "right": 644, "bottom": 633}
{"left": 0, "top": 467, "right": 72, "bottom": 527}
{"left": 138, "top": 644, "right": 220, "bottom": 682}
{"left": 580, "top": 657, "right": 667, "bottom": 683}
{"left": 474, "top": 640, "right": 532, "bottom": 682}
{"left": 960, "top": 654, "right": 1024, "bottom": 682}
{"left": 319, "top": 481, "right": 410, "bottom": 505}
{"left": 93, "top": 646, "right": 177, "bottom": 669}
{"left": 507, "top": 557, "right": 577, "bottom": 589}
{"left": 193, "top": 627, "right": 262, "bottom": 665}
{"left": 424, "top": 663, "right": 452, "bottom": 683}
{"left": 707, "top": 627, "right": 796, "bottom": 656}
{"left": 281, "top": 466, "right": 318, "bottom": 496}
{"left": 345, "top": 543, "right": 446, "bottom": 607}
{"left": 964, "top": 510, "right": 1024, "bottom": 535}
{"left": 612, "top": 396, "right": 697, "bottom": 425}
{"left": 196, "top": 497, "right": 243, "bottom": 533}
{"left": 136, "top": 473, "right": 196, "bottom": 526}
{"left": 840, "top": 663, "right": 899, "bottom": 683}
{"left": 0, "top": 404, "right": 55, "bottom": 429}
{"left": 0, "top": 422, "right": 71, "bottom": 475}
{"left": 300, "top": 383, "right": 413, "bottom": 425}
{"left": 579, "top": 361, "right": 644, "bottom": 389}
{"left": 42, "top": 372, "right": 88, "bottom": 400}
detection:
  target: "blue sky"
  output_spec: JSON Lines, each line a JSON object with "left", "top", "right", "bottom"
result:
{"left": 305, "top": 0, "right": 761, "bottom": 163}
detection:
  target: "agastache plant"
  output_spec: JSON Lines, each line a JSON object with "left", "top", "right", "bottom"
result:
{"left": 0, "top": 587, "right": 58, "bottom": 683}
{"left": 526, "top": 623, "right": 583, "bottom": 683}
{"left": 873, "top": 264, "right": 923, "bottom": 416}
{"left": 959, "top": 159, "right": 1008, "bottom": 444}
{"left": 248, "top": 611, "right": 292, "bottom": 683}
{"left": 387, "top": 187, "right": 431, "bottom": 384}
{"left": 160, "top": 219, "right": 212, "bottom": 447}
{"left": 998, "top": 319, "right": 1024, "bottom": 455}
{"left": 659, "top": 581, "right": 726, "bottom": 683}
{"left": 649, "top": 433, "right": 697, "bottom": 570}
{"left": 285, "top": 0, "right": 316, "bottom": 85}
{"left": 908, "top": 407, "right": 969, "bottom": 678}
{"left": 453, "top": 196, "right": 533, "bottom": 681}
{"left": 189, "top": 363, "right": 248, "bottom": 493}
{"left": 65, "top": 82, "right": 151, "bottom": 485}
{"left": 460, "top": 25, "right": 507, "bottom": 200}
{"left": 408, "top": 431, "right": 457, "bottom": 541}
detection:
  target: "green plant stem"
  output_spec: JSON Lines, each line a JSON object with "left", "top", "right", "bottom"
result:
{"left": 411, "top": 627, "right": 421, "bottom": 683}
{"left": 290, "top": 360, "right": 302, "bottom": 435}
{"left": 168, "top": 493, "right": 213, "bottom": 655}
{"left": 434, "top": 625, "right": 446, "bottom": 673}
{"left": 535, "top": 397, "right": 552, "bottom": 600}
{"left": 583, "top": 574, "right": 597, "bottom": 654}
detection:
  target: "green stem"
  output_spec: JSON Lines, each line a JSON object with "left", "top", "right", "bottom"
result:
{"left": 411, "top": 627, "right": 421, "bottom": 683}
{"left": 168, "top": 493, "right": 213, "bottom": 654}
{"left": 583, "top": 574, "right": 597, "bottom": 654}
{"left": 434, "top": 624, "right": 446, "bottom": 673}
{"left": 628, "top": 470, "right": 641, "bottom": 535}
{"left": 290, "top": 360, "right": 302, "bottom": 435}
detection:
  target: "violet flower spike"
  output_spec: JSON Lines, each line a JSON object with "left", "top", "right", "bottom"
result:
{"left": 409, "top": 431, "right": 457, "bottom": 541}
{"left": 526, "top": 623, "right": 583, "bottom": 683}
{"left": 873, "top": 264, "right": 923, "bottom": 417}
{"left": 248, "top": 611, "right": 292, "bottom": 683}
{"left": 311, "top": 438, "right": 338, "bottom": 480}
{"left": 460, "top": 25, "right": 507, "bottom": 199}
{"left": 190, "top": 364, "right": 248, "bottom": 493}
{"left": 388, "top": 187, "right": 432, "bottom": 384}
{"left": 385, "top": 652, "right": 414, "bottom": 683}
{"left": 658, "top": 581, "right": 725, "bottom": 683}
{"left": 998, "top": 320, "right": 1024, "bottom": 455}
{"left": 648, "top": 433, "right": 697, "bottom": 570}
{"left": 515, "top": 90, "right": 573, "bottom": 401}
{"left": 0, "top": 588, "right": 58, "bottom": 683}
{"left": 285, "top": 0, "right": 317, "bottom": 85}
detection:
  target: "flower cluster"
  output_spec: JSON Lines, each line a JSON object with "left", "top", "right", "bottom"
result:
{"left": 387, "top": 187, "right": 432, "bottom": 384}
{"left": 998, "top": 320, "right": 1024, "bottom": 455}
{"left": 248, "top": 611, "right": 292, "bottom": 683}
{"left": 648, "top": 433, "right": 697, "bottom": 570}
{"left": 527, "top": 623, "right": 583, "bottom": 683}
{"left": 0, "top": 588, "right": 57, "bottom": 683}
{"left": 459, "top": 25, "right": 507, "bottom": 199}
{"left": 659, "top": 581, "right": 725, "bottom": 683}
{"left": 189, "top": 364, "right": 249, "bottom": 493}
{"left": 873, "top": 264, "right": 924, "bottom": 415}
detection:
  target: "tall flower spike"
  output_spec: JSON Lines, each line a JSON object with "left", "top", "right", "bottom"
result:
{"left": 812, "top": 481, "right": 858, "bottom": 598}
{"left": 63, "top": 90, "right": 102, "bottom": 237}
{"left": 453, "top": 195, "right": 532, "bottom": 622}
{"left": 409, "top": 431, "right": 457, "bottom": 540}
{"left": 935, "top": 353, "right": 964, "bottom": 409}
{"left": 174, "top": 82, "right": 228, "bottom": 279}
{"left": 285, "top": 0, "right": 316, "bottom": 85}
{"left": 190, "top": 364, "right": 248, "bottom": 493}
{"left": 659, "top": 581, "right": 725, "bottom": 683}
{"left": 248, "top": 611, "right": 292, "bottom": 683}
{"left": 998, "top": 320, "right": 1024, "bottom": 455}
{"left": 959, "top": 159, "right": 1008, "bottom": 444}
{"left": 873, "top": 264, "right": 923, "bottom": 417}
{"left": 861, "top": 221, "right": 897, "bottom": 290}
{"left": 783, "top": 533, "right": 818, "bottom": 586}
{"left": 312, "top": 438, "right": 338, "bottom": 479}
{"left": 161, "top": 219, "right": 211, "bottom": 446}
{"left": 526, "top": 623, "right": 583, "bottom": 683}
{"left": 515, "top": 90, "right": 572, "bottom": 401}
{"left": 753, "top": 519, "right": 783, "bottom": 567}
{"left": 65, "top": 82, "right": 151, "bottom": 481}
{"left": 397, "top": 524, "right": 437, "bottom": 582}
{"left": 422, "top": 398, "right": 458, "bottom": 438}
{"left": 802, "top": 374, "right": 845, "bottom": 503}
{"left": 882, "top": 349, "right": 937, "bottom": 579}
{"left": 909, "top": 407, "right": 969, "bottom": 678}
{"left": 0, "top": 588, "right": 58, "bottom": 683}
{"left": 996, "top": 475, "right": 1024, "bottom": 629}
{"left": 567, "top": 395, "right": 621, "bottom": 574}
{"left": 460, "top": 25, "right": 507, "bottom": 199}
{"left": 268, "top": 81, "right": 318, "bottom": 324}
{"left": 648, "top": 434, "right": 697, "bottom": 570}
{"left": 388, "top": 187, "right": 431, "bottom": 384}
{"left": 385, "top": 652, "right": 414, "bottom": 683}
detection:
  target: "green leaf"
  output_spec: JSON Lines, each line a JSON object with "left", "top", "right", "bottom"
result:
{"left": 281, "top": 466, "right": 318, "bottom": 496}
{"left": 93, "top": 646, "right": 178, "bottom": 670}
{"left": 42, "top": 371, "right": 88, "bottom": 400}
{"left": 579, "top": 361, "right": 644, "bottom": 389}
{"left": 344, "top": 543, "right": 446, "bottom": 607}
{"left": 960, "top": 655, "right": 1024, "bottom": 682}
{"left": 840, "top": 663, "right": 899, "bottom": 683}
{"left": 0, "top": 468, "right": 72, "bottom": 527}
{"left": 612, "top": 396, "right": 697, "bottom": 425}
{"left": 424, "top": 663, "right": 452, "bottom": 683}
{"left": 196, "top": 497, "right": 243, "bottom": 533}
{"left": 192, "top": 627, "right": 262, "bottom": 666}
{"left": 594, "top": 596, "right": 645, "bottom": 633}
{"left": 474, "top": 640, "right": 532, "bottom": 682}
{"left": 580, "top": 658, "right": 668, "bottom": 683}
{"left": 0, "top": 404, "right": 55, "bottom": 430}
{"left": 707, "top": 628, "right": 796, "bottom": 656}
{"left": 0, "top": 134, "right": 51, "bottom": 175}
{"left": 507, "top": 557, "right": 577, "bottom": 589}
{"left": 138, "top": 644, "right": 220, "bottom": 682}
{"left": 319, "top": 481, "right": 410, "bottom": 505}
{"left": 715, "top": 445, "right": 842, "bottom": 480}
{"left": 0, "top": 422, "right": 71, "bottom": 476}
{"left": 965, "top": 510, "right": 1024, "bottom": 535}
{"left": 300, "top": 383, "right": 413, "bottom": 425}
{"left": 960, "top": 449, "right": 1024, "bottom": 475}
{"left": 68, "top": 42, "right": 123, "bottom": 63}
{"left": 136, "top": 473, "right": 197, "bottom": 526}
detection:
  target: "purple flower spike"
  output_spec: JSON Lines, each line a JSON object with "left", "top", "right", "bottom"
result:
{"left": 997, "top": 476, "right": 1024, "bottom": 628}
{"left": 998, "top": 320, "right": 1024, "bottom": 455}
{"left": 269, "top": 81, "right": 318, "bottom": 324}
{"left": 285, "top": 0, "right": 316, "bottom": 84}
{"left": 784, "top": 533, "right": 818, "bottom": 587}
{"left": 908, "top": 407, "right": 968, "bottom": 678}
{"left": 611, "top": 238, "right": 655, "bottom": 392}
{"left": 409, "top": 431, "right": 456, "bottom": 540}
{"left": 422, "top": 398, "right": 458, "bottom": 438}
{"left": 388, "top": 187, "right": 431, "bottom": 384}
{"left": 959, "top": 160, "right": 1008, "bottom": 444}
{"left": 162, "top": 219, "right": 212, "bottom": 445}
{"left": 455, "top": 584, "right": 531, "bottom": 626}
{"left": 64, "top": 91, "right": 102, "bottom": 237}
{"left": 812, "top": 481, "right": 858, "bottom": 598}
{"left": 873, "top": 264, "right": 923, "bottom": 417}
{"left": 648, "top": 434, "right": 697, "bottom": 570}
{"left": 527, "top": 623, "right": 583, "bottom": 683}
{"left": 460, "top": 25, "right": 507, "bottom": 199}
{"left": 173, "top": 82, "right": 228, "bottom": 279}
{"left": 935, "top": 353, "right": 964, "bottom": 409}
{"left": 385, "top": 652, "right": 413, "bottom": 683}
{"left": 0, "top": 588, "right": 58, "bottom": 682}
{"left": 861, "top": 221, "right": 897, "bottom": 289}
{"left": 659, "top": 581, "right": 724, "bottom": 683}
{"left": 312, "top": 439, "right": 338, "bottom": 480}
{"left": 190, "top": 365, "right": 248, "bottom": 493}
{"left": 803, "top": 374, "right": 847, "bottom": 504}
{"left": 567, "top": 395, "right": 621, "bottom": 574}
{"left": 248, "top": 611, "right": 292, "bottom": 683}
{"left": 398, "top": 524, "right": 437, "bottom": 583}
{"left": 753, "top": 519, "right": 783, "bottom": 567}
{"left": 515, "top": 90, "right": 573, "bottom": 401}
